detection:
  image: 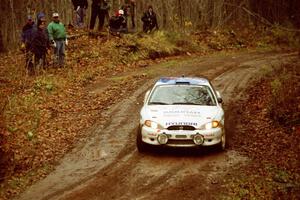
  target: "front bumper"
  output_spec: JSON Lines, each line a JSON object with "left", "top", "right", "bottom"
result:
{"left": 141, "top": 125, "right": 223, "bottom": 147}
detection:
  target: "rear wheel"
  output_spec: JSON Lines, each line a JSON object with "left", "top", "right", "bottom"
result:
{"left": 136, "top": 126, "right": 148, "bottom": 153}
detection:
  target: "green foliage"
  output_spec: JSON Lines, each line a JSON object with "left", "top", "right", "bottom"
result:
{"left": 77, "top": 69, "right": 97, "bottom": 86}
{"left": 166, "top": 31, "right": 199, "bottom": 51}
{"left": 138, "top": 31, "right": 178, "bottom": 58}
{"left": 256, "top": 41, "right": 272, "bottom": 49}
{"left": 34, "top": 76, "right": 58, "bottom": 93}
{"left": 3, "top": 75, "right": 54, "bottom": 138}
{"left": 256, "top": 24, "right": 300, "bottom": 49}
{"left": 4, "top": 92, "right": 41, "bottom": 136}
{"left": 271, "top": 25, "right": 296, "bottom": 46}
{"left": 194, "top": 29, "right": 250, "bottom": 51}
{"left": 270, "top": 78, "right": 282, "bottom": 96}
{"left": 113, "top": 31, "right": 198, "bottom": 63}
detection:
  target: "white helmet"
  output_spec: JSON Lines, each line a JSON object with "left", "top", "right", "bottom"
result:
{"left": 118, "top": 9, "right": 124, "bottom": 15}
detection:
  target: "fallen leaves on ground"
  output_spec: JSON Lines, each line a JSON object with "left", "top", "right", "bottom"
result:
{"left": 220, "top": 61, "right": 300, "bottom": 199}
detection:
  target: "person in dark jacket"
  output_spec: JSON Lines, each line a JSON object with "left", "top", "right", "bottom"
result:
{"left": 31, "top": 20, "right": 48, "bottom": 73}
{"left": 109, "top": 10, "right": 128, "bottom": 35}
{"left": 90, "top": 0, "right": 111, "bottom": 31}
{"left": 33, "top": 12, "right": 50, "bottom": 66}
{"left": 121, "top": 0, "right": 135, "bottom": 29}
{"left": 21, "top": 15, "right": 35, "bottom": 74}
{"left": 141, "top": 5, "right": 159, "bottom": 33}
{"left": 21, "top": 16, "right": 35, "bottom": 46}
{"left": 72, "top": 0, "right": 88, "bottom": 28}
{"left": 129, "top": 0, "right": 136, "bottom": 29}
{"left": 36, "top": 12, "right": 46, "bottom": 25}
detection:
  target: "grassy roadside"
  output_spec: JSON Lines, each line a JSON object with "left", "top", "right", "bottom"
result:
{"left": 220, "top": 61, "right": 300, "bottom": 199}
{"left": 0, "top": 27, "right": 298, "bottom": 199}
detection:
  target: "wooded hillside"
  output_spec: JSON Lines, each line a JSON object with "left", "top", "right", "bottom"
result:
{"left": 0, "top": 0, "right": 299, "bottom": 51}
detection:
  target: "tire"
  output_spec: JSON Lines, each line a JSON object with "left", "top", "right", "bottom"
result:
{"left": 215, "top": 129, "right": 226, "bottom": 151}
{"left": 136, "top": 126, "right": 148, "bottom": 153}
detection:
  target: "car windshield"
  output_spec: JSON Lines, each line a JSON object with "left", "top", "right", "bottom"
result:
{"left": 148, "top": 85, "right": 216, "bottom": 106}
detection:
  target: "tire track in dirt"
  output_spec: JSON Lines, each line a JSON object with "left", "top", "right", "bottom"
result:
{"left": 61, "top": 155, "right": 183, "bottom": 200}
{"left": 56, "top": 55, "right": 262, "bottom": 200}
{"left": 16, "top": 52, "right": 298, "bottom": 200}
{"left": 16, "top": 78, "right": 155, "bottom": 200}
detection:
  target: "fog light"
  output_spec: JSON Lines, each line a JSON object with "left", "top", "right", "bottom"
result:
{"left": 157, "top": 134, "right": 168, "bottom": 144}
{"left": 193, "top": 134, "right": 204, "bottom": 145}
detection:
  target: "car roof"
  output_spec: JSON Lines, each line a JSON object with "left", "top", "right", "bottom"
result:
{"left": 155, "top": 77, "right": 211, "bottom": 86}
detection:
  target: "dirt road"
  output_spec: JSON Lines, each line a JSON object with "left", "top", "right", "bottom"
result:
{"left": 16, "top": 51, "right": 298, "bottom": 200}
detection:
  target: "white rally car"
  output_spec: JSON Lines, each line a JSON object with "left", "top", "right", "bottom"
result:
{"left": 137, "top": 76, "right": 225, "bottom": 152}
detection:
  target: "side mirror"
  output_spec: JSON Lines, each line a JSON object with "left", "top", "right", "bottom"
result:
{"left": 217, "top": 97, "right": 223, "bottom": 103}
{"left": 216, "top": 91, "right": 223, "bottom": 103}
{"left": 144, "top": 90, "right": 150, "bottom": 104}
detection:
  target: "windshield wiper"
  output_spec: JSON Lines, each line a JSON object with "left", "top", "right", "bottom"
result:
{"left": 172, "top": 102, "right": 200, "bottom": 105}
{"left": 148, "top": 102, "right": 169, "bottom": 105}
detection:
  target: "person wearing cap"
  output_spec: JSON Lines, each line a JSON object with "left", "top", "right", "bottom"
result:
{"left": 72, "top": 0, "right": 88, "bottom": 28}
{"left": 21, "top": 15, "right": 35, "bottom": 44}
{"left": 141, "top": 5, "right": 159, "bottom": 33}
{"left": 47, "top": 13, "right": 67, "bottom": 67}
{"left": 21, "top": 15, "right": 35, "bottom": 73}
{"left": 33, "top": 12, "right": 50, "bottom": 66}
{"left": 36, "top": 12, "right": 46, "bottom": 23}
{"left": 109, "top": 9, "right": 128, "bottom": 35}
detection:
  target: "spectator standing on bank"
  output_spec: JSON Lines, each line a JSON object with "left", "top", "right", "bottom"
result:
{"left": 72, "top": 0, "right": 88, "bottom": 28}
{"left": 98, "top": 0, "right": 111, "bottom": 31}
{"left": 47, "top": 13, "right": 68, "bottom": 67}
{"left": 129, "top": 0, "right": 136, "bottom": 29}
{"left": 31, "top": 20, "right": 48, "bottom": 73}
{"left": 141, "top": 5, "right": 159, "bottom": 33}
{"left": 36, "top": 12, "right": 46, "bottom": 26}
{"left": 90, "top": 0, "right": 101, "bottom": 31}
{"left": 90, "top": 0, "right": 111, "bottom": 31}
{"left": 34, "top": 12, "right": 50, "bottom": 66}
{"left": 21, "top": 15, "right": 35, "bottom": 74}
{"left": 122, "top": 0, "right": 135, "bottom": 29}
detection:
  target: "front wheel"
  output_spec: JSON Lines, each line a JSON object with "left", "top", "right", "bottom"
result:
{"left": 136, "top": 126, "right": 148, "bottom": 153}
{"left": 215, "top": 129, "right": 226, "bottom": 151}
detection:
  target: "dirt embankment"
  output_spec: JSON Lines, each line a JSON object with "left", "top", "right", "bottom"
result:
{"left": 14, "top": 51, "right": 299, "bottom": 200}
{"left": 220, "top": 60, "right": 300, "bottom": 199}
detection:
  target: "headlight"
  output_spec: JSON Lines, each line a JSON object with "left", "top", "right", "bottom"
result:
{"left": 204, "top": 121, "right": 220, "bottom": 130}
{"left": 144, "top": 120, "right": 163, "bottom": 129}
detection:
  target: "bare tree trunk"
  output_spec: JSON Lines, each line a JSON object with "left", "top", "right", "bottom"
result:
{"left": 0, "top": 33, "right": 3, "bottom": 52}
{"left": 0, "top": 0, "right": 299, "bottom": 51}
{"left": 178, "top": 0, "right": 183, "bottom": 28}
{"left": 9, "top": 0, "right": 16, "bottom": 45}
{"left": 162, "top": 1, "right": 167, "bottom": 28}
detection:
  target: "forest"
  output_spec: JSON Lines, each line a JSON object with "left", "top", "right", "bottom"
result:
{"left": 0, "top": 0, "right": 300, "bottom": 51}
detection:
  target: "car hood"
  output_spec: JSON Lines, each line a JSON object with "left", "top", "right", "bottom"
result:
{"left": 142, "top": 105, "right": 221, "bottom": 128}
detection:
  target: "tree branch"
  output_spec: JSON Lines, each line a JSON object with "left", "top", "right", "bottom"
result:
{"left": 224, "top": 2, "right": 300, "bottom": 32}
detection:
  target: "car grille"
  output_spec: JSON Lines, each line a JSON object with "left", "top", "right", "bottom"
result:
{"left": 167, "top": 125, "right": 195, "bottom": 131}
{"left": 167, "top": 139, "right": 195, "bottom": 145}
